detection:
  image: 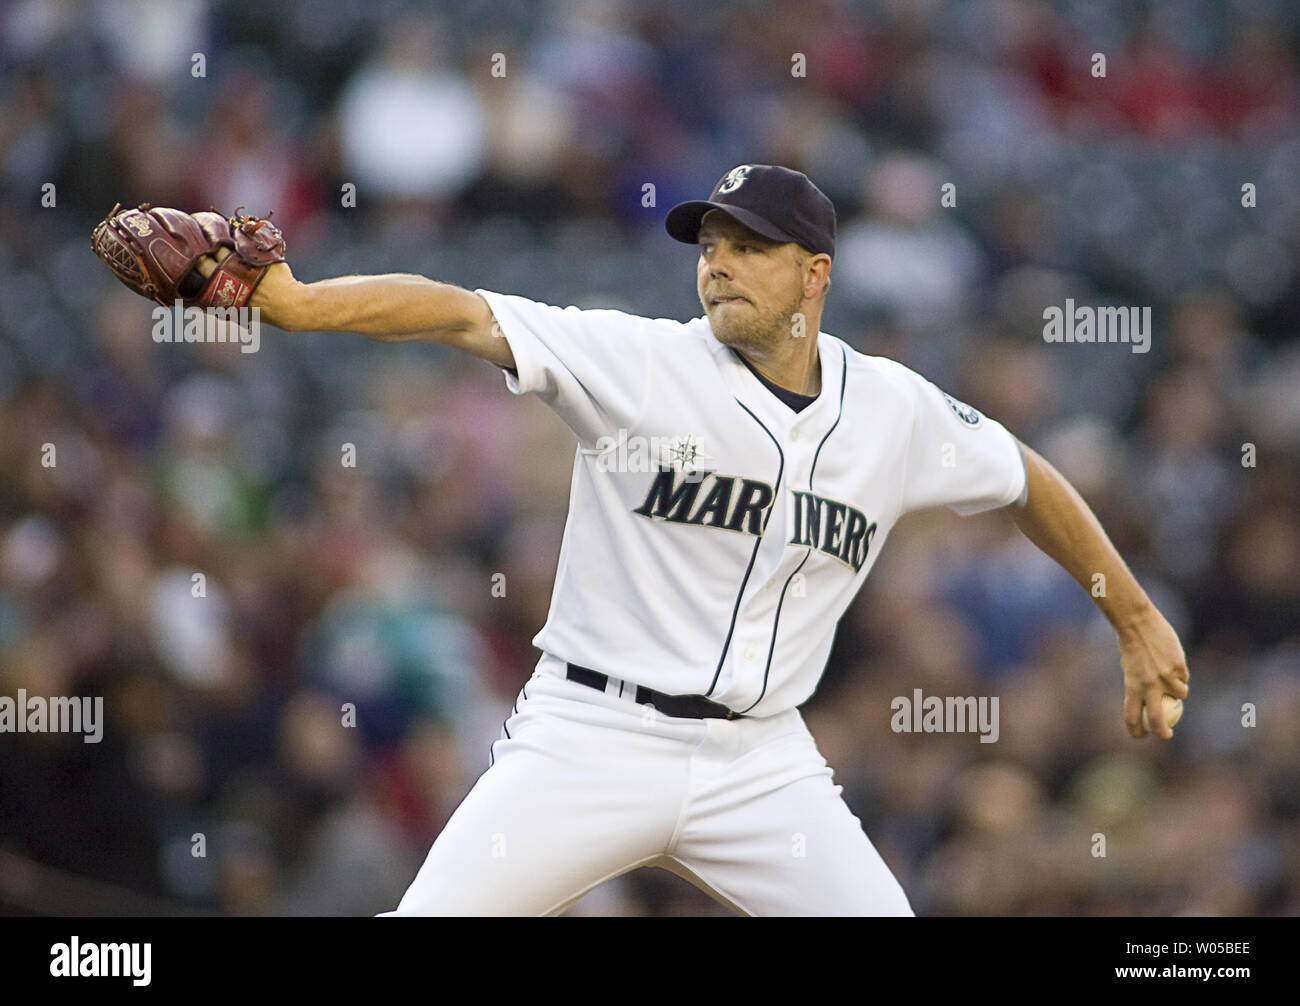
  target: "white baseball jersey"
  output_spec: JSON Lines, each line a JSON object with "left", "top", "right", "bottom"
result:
{"left": 474, "top": 289, "right": 1028, "bottom": 718}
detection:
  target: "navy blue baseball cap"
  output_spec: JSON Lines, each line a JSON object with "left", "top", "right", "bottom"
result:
{"left": 666, "top": 164, "right": 836, "bottom": 259}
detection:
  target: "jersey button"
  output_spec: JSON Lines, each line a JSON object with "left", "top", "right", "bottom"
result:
{"left": 790, "top": 430, "right": 800, "bottom": 441}
{"left": 745, "top": 646, "right": 757, "bottom": 660}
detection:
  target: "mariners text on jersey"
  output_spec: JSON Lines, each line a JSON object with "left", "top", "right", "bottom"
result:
{"left": 633, "top": 468, "right": 876, "bottom": 573}
{"left": 474, "top": 289, "right": 1029, "bottom": 717}
{"left": 634, "top": 468, "right": 775, "bottom": 536}
{"left": 788, "top": 489, "right": 877, "bottom": 572}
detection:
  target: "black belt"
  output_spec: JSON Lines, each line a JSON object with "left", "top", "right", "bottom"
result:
{"left": 566, "top": 663, "right": 745, "bottom": 720}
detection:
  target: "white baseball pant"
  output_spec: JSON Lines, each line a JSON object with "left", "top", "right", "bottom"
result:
{"left": 381, "top": 653, "right": 914, "bottom": 917}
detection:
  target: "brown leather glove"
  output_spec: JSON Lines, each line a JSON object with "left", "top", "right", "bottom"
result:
{"left": 91, "top": 203, "right": 286, "bottom": 308}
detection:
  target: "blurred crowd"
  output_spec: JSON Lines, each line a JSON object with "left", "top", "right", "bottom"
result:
{"left": 1, "top": 0, "right": 1297, "bottom": 916}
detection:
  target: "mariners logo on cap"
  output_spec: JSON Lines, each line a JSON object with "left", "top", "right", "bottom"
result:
{"left": 942, "top": 391, "right": 983, "bottom": 427}
{"left": 717, "top": 165, "right": 753, "bottom": 194}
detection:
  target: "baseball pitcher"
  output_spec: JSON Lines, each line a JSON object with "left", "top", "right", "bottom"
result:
{"left": 92, "top": 165, "right": 1190, "bottom": 916}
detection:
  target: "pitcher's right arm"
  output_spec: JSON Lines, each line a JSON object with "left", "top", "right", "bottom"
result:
{"left": 202, "top": 255, "right": 514, "bottom": 368}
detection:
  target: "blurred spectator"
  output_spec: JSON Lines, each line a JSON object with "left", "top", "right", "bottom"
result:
{"left": 336, "top": 9, "right": 488, "bottom": 241}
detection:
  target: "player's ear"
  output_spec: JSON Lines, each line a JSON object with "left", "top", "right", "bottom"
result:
{"left": 802, "top": 253, "right": 831, "bottom": 300}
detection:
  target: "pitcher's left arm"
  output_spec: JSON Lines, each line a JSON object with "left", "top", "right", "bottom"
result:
{"left": 1006, "top": 440, "right": 1190, "bottom": 739}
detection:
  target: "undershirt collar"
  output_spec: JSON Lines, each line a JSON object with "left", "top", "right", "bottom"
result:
{"left": 735, "top": 351, "right": 820, "bottom": 414}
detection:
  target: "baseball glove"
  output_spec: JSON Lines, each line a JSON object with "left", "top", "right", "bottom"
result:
{"left": 91, "top": 203, "right": 286, "bottom": 309}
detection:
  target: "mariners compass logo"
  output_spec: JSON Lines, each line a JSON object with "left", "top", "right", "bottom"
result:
{"left": 593, "top": 430, "right": 714, "bottom": 478}
{"left": 717, "top": 165, "right": 752, "bottom": 194}
{"left": 660, "top": 434, "right": 712, "bottom": 473}
{"left": 942, "top": 391, "right": 982, "bottom": 427}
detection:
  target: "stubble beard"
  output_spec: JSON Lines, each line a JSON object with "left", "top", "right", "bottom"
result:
{"left": 709, "top": 286, "right": 807, "bottom": 359}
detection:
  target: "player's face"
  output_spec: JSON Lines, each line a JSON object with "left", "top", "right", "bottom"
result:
{"left": 696, "top": 211, "right": 807, "bottom": 355}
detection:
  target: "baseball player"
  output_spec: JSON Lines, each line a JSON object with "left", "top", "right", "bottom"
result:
{"left": 94, "top": 165, "right": 1190, "bottom": 916}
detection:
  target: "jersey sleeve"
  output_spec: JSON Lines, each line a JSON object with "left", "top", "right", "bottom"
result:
{"left": 474, "top": 289, "right": 655, "bottom": 449}
{"left": 898, "top": 369, "right": 1028, "bottom": 516}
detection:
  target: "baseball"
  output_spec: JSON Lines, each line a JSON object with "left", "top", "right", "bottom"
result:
{"left": 1141, "top": 694, "right": 1184, "bottom": 733}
